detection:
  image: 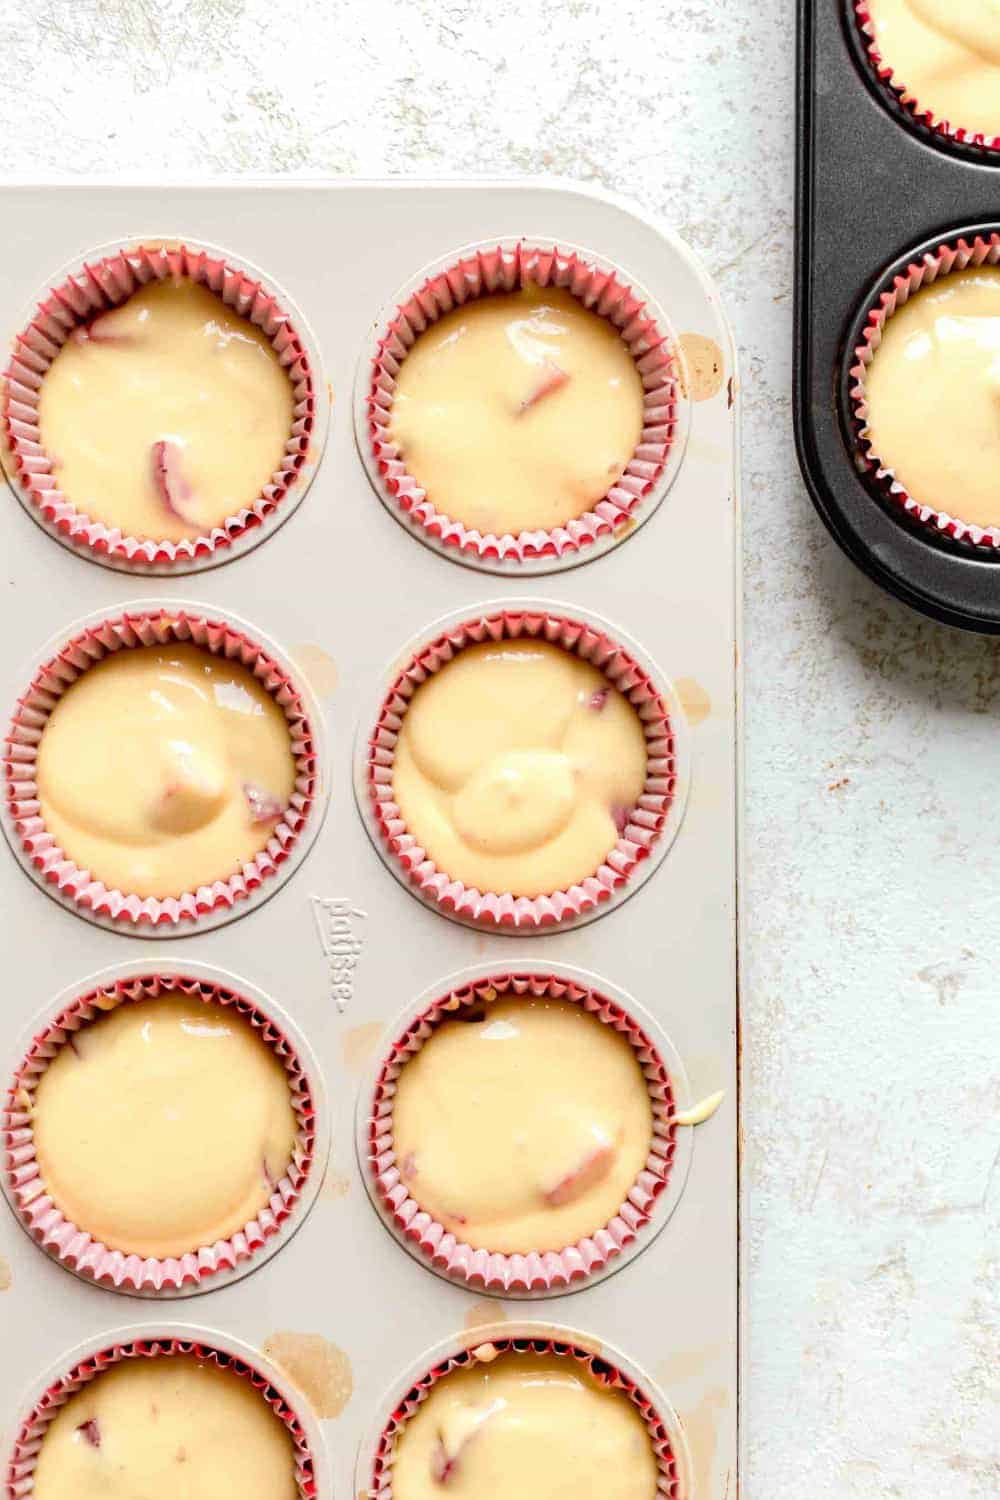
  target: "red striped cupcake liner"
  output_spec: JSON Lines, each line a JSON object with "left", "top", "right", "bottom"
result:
{"left": 364, "top": 605, "right": 682, "bottom": 930}
{"left": 362, "top": 238, "right": 684, "bottom": 570}
{"left": 365, "top": 970, "right": 683, "bottom": 1294}
{"left": 849, "top": 231, "right": 1000, "bottom": 551}
{"left": 3, "top": 604, "right": 322, "bottom": 930}
{"left": 365, "top": 1330, "right": 688, "bottom": 1500}
{"left": 3, "top": 970, "right": 321, "bottom": 1295}
{"left": 1, "top": 238, "right": 324, "bottom": 572}
{"left": 854, "top": 2, "right": 1000, "bottom": 155}
{"left": 6, "top": 1332, "right": 321, "bottom": 1499}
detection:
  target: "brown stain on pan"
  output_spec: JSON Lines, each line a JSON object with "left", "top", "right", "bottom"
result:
{"left": 654, "top": 1343, "right": 721, "bottom": 1387}
{"left": 341, "top": 1021, "right": 384, "bottom": 1075}
{"left": 677, "top": 334, "right": 725, "bottom": 403}
{"left": 680, "top": 1384, "right": 729, "bottom": 1499}
{"left": 463, "top": 1299, "right": 509, "bottom": 1331}
{"left": 291, "top": 643, "right": 339, "bottom": 700}
{"left": 320, "top": 1170, "right": 351, "bottom": 1202}
{"left": 675, "top": 677, "right": 712, "bottom": 727}
{"left": 0, "top": 1257, "right": 11, "bottom": 1291}
{"left": 261, "top": 1332, "right": 353, "bottom": 1419}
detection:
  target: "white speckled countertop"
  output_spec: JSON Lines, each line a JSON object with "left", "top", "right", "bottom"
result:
{"left": 0, "top": 1, "right": 997, "bottom": 1495}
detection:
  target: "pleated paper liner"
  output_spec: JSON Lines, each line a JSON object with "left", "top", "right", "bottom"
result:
{"left": 359, "top": 601, "right": 689, "bottom": 931}
{"left": 2, "top": 963, "right": 328, "bottom": 1296}
{"left": 362, "top": 966, "right": 692, "bottom": 1295}
{"left": 1, "top": 237, "right": 327, "bottom": 573}
{"left": 6, "top": 1329, "right": 327, "bottom": 1500}
{"left": 848, "top": 231, "right": 1000, "bottom": 551}
{"left": 359, "top": 1325, "right": 690, "bottom": 1500}
{"left": 853, "top": 2, "right": 1000, "bottom": 158}
{"left": 358, "top": 237, "right": 687, "bottom": 573}
{"left": 2, "top": 602, "right": 327, "bottom": 933}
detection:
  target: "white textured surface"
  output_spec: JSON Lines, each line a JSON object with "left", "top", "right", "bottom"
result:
{"left": 0, "top": 1, "right": 997, "bottom": 1496}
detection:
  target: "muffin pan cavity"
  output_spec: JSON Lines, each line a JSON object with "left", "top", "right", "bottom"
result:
{"left": 357, "top": 963, "right": 693, "bottom": 1296}
{"left": 1, "top": 237, "right": 328, "bottom": 575}
{"left": 2, "top": 960, "right": 329, "bottom": 1296}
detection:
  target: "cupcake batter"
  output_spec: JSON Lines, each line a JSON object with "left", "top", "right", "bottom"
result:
{"left": 391, "top": 641, "right": 647, "bottom": 899}
{"left": 31, "top": 1356, "right": 298, "bottom": 1500}
{"left": 38, "top": 278, "right": 294, "bottom": 543}
{"left": 36, "top": 643, "right": 296, "bottom": 900}
{"left": 388, "top": 285, "right": 644, "bottom": 534}
{"left": 866, "top": 1, "right": 1000, "bottom": 138}
{"left": 390, "top": 1350, "right": 658, "bottom": 1500}
{"left": 391, "top": 995, "right": 653, "bottom": 1253}
{"left": 32, "top": 992, "right": 298, "bottom": 1259}
{"left": 864, "top": 266, "right": 1000, "bottom": 529}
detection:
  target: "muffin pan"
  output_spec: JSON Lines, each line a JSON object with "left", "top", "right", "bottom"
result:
{"left": 795, "top": 1, "right": 1000, "bottom": 631}
{"left": 0, "top": 181, "right": 738, "bottom": 1500}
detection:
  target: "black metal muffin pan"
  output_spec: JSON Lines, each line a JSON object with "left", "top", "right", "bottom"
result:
{"left": 795, "top": 1, "right": 1000, "bottom": 633}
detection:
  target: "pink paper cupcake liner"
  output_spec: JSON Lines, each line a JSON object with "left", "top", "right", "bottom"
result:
{"left": 848, "top": 231, "right": 1000, "bottom": 551}
{"left": 2, "top": 239, "right": 320, "bottom": 570}
{"left": 6, "top": 1334, "right": 318, "bottom": 1500}
{"left": 368, "top": 1333, "right": 684, "bottom": 1500}
{"left": 367, "top": 971, "right": 678, "bottom": 1293}
{"left": 854, "top": 3, "right": 1000, "bottom": 155}
{"left": 3, "top": 605, "right": 319, "bottom": 929}
{"left": 365, "top": 607, "right": 678, "bottom": 929}
{"left": 364, "top": 239, "right": 682, "bottom": 567}
{"left": 3, "top": 972, "right": 318, "bottom": 1295}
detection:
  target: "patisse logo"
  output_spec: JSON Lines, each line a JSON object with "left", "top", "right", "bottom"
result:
{"left": 310, "top": 896, "right": 367, "bottom": 1011}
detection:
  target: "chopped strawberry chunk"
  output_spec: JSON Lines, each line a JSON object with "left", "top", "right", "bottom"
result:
{"left": 243, "top": 782, "right": 284, "bottom": 824}
{"left": 151, "top": 439, "right": 200, "bottom": 525}
{"left": 75, "top": 1418, "right": 101, "bottom": 1449}
{"left": 589, "top": 687, "right": 609, "bottom": 711}
{"left": 72, "top": 312, "right": 129, "bottom": 345}
{"left": 543, "top": 1142, "right": 615, "bottom": 1207}
{"left": 519, "top": 361, "right": 570, "bottom": 413}
{"left": 430, "top": 1404, "right": 501, "bottom": 1484}
{"left": 431, "top": 1438, "right": 456, "bottom": 1484}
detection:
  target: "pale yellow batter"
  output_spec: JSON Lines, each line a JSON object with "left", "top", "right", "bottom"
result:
{"left": 864, "top": 266, "right": 1000, "bottom": 529}
{"left": 31, "top": 1356, "right": 298, "bottom": 1500}
{"left": 36, "top": 643, "right": 296, "bottom": 900}
{"left": 32, "top": 992, "right": 298, "bottom": 1259}
{"left": 390, "top": 1350, "right": 658, "bottom": 1500}
{"left": 866, "top": 1, "right": 1000, "bottom": 137}
{"left": 392, "top": 641, "right": 647, "bottom": 899}
{"left": 392, "top": 995, "right": 653, "bottom": 1253}
{"left": 388, "top": 285, "right": 644, "bottom": 534}
{"left": 38, "top": 278, "right": 294, "bottom": 543}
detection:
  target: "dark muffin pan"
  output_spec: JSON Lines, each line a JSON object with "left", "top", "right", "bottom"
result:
{"left": 795, "top": 1, "right": 1000, "bottom": 633}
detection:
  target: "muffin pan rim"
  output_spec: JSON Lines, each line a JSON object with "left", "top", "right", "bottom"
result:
{"left": 0, "top": 596, "right": 332, "bottom": 936}
{"left": 846, "top": 0, "right": 1000, "bottom": 164}
{"left": 351, "top": 233, "right": 691, "bottom": 577}
{"left": 5, "top": 1321, "right": 332, "bottom": 1500}
{"left": 0, "top": 232, "right": 331, "bottom": 577}
{"left": 351, "top": 594, "right": 691, "bottom": 934}
{"left": 0, "top": 957, "right": 332, "bottom": 1300}
{"left": 354, "top": 1319, "right": 692, "bottom": 1500}
{"left": 839, "top": 224, "right": 1000, "bottom": 557}
{"left": 353, "top": 959, "right": 694, "bottom": 1299}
